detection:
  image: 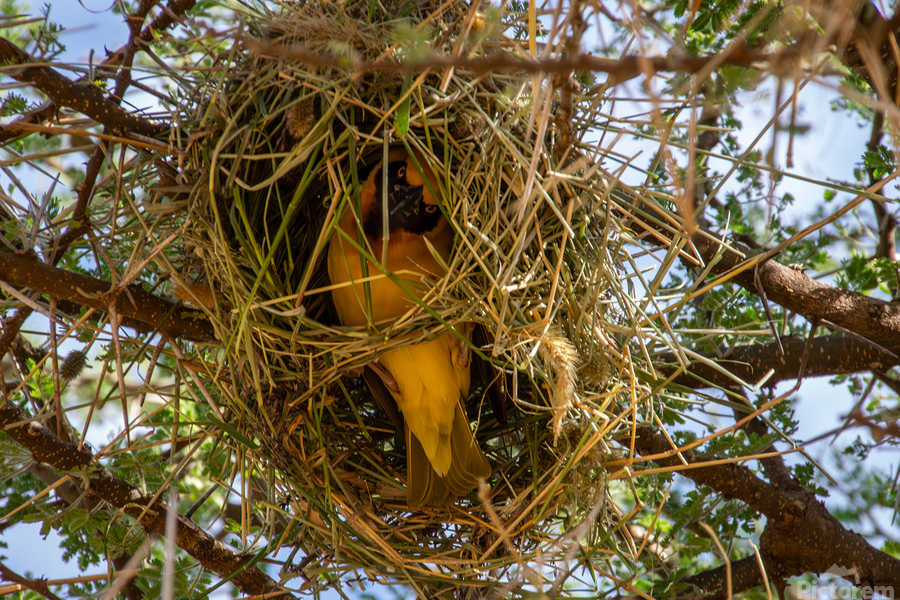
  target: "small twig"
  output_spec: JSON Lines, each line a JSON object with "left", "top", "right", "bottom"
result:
{"left": 754, "top": 263, "right": 784, "bottom": 356}
{"left": 49, "top": 297, "right": 63, "bottom": 439}
{"left": 107, "top": 302, "right": 132, "bottom": 446}
{"left": 0, "top": 561, "right": 64, "bottom": 600}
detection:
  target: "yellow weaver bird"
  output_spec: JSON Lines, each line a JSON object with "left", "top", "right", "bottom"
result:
{"left": 327, "top": 148, "right": 491, "bottom": 508}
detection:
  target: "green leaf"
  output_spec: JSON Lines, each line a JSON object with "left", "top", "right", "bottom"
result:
{"left": 207, "top": 415, "right": 260, "bottom": 449}
{"left": 396, "top": 74, "right": 413, "bottom": 138}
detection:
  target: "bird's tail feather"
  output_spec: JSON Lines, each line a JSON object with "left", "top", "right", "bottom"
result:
{"left": 407, "top": 428, "right": 452, "bottom": 508}
{"left": 406, "top": 401, "right": 491, "bottom": 508}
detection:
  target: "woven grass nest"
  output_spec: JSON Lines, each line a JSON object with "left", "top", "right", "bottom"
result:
{"left": 156, "top": 0, "right": 656, "bottom": 593}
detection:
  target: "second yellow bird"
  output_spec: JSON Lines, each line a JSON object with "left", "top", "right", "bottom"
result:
{"left": 327, "top": 148, "right": 490, "bottom": 507}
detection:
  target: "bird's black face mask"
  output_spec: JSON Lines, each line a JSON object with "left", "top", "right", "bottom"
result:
{"left": 366, "top": 159, "right": 442, "bottom": 236}
{"left": 389, "top": 178, "right": 424, "bottom": 219}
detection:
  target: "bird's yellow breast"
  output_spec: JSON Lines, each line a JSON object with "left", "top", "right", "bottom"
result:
{"left": 327, "top": 227, "right": 450, "bottom": 326}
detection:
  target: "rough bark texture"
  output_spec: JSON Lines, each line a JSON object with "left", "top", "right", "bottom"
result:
{"left": 689, "top": 234, "right": 900, "bottom": 348}
{"left": 0, "top": 0, "right": 895, "bottom": 597}
{"left": 659, "top": 333, "right": 899, "bottom": 390}
{"left": 0, "top": 252, "right": 216, "bottom": 343}
{"left": 27, "top": 465, "right": 144, "bottom": 600}
{"left": 0, "top": 38, "right": 166, "bottom": 138}
{"left": 0, "top": 562, "right": 64, "bottom": 600}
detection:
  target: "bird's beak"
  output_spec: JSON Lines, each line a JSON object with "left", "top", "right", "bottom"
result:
{"left": 390, "top": 183, "right": 424, "bottom": 217}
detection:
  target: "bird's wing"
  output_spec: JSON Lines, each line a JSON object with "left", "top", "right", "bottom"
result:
{"left": 363, "top": 365, "right": 404, "bottom": 432}
{"left": 471, "top": 324, "right": 513, "bottom": 425}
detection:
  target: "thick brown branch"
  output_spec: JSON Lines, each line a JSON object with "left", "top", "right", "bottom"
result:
{"left": 735, "top": 404, "right": 800, "bottom": 492}
{"left": 681, "top": 556, "right": 777, "bottom": 599}
{"left": 0, "top": 252, "right": 216, "bottom": 343}
{"left": 620, "top": 192, "right": 900, "bottom": 364}
{"left": 631, "top": 427, "right": 788, "bottom": 517}
{"left": 0, "top": 403, "right": 291, "bottom": 599}
{"left": 658, "top": 333, "right": 899, "bottom": 390}
{"left": 0, "top": 0, "right": 197, "bottom": 357}
{"left": 0, "top": 38, "right": 165, "bottom": 138}
{"left": 688, "top": 235, "right": 900, "bottom": 350}
{"left": 685, "top": 502, "right": 900, "bottom": 599}
{"left": 28, "top": 464, "right": 143, "bottom": 600}
{"left": 249, "top": 38, "right": 799, "bottom": 84}
{"left": 633, "top": 428, "right": 900, "bottom": 598}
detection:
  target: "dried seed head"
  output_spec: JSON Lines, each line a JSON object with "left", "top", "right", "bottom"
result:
{"left": 470, "top": 12, "right": 487, "bottom": 33}
{"left": 538, "top": 326, "right": 580, "bottom": 444}
{"left": 60, "top": 350, "right": 89, "bottom": 382}
{"left": 286, "top": 99, "right": 316, "bottom": 140}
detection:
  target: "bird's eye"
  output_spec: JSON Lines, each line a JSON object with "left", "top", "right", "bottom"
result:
{"left": 397, "top": 166, "right": 406, "bottom": 178}
{"left": 426, "top": 205, "right": 437, "bottom": 213}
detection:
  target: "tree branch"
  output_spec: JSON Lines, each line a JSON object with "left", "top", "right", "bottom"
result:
{"left": 0, "top": 1, "right": 199, "bottom": 360}
{"left": 0, "top": 562, "right": 64, "bottom": 600}
{"left": 248, "top": 37, "right": 803, "bottom": 84}
{"left": 688, "top": 235, "right": 900, "bottom": 350}
{"left": 631, "top": 427, "right": 789, "bottom": 518}
{"left": 0, "top": 101, "right": 57, "bottom": 144}
{"left": 0, "top": 0, "right": 196, "bottom": 145}
{"left": 863, "top": 112, "right": 897, "bottom": 261}
{"left": 0, "top": 403, "right": 292, "bottom": 599}
{"left": 0, "top": 252, "right": 216, "bottom": 343}
{"left": 631, "top": 428, "right": 900, "bottom": 598}
{"left": 0, "top": 37, "right": 166, "bottom": 138}
{"left": 27, "top": 463, "right": 144, "bottom": 600}
{"left": 658, "top": 333, "right": 899, "bottom": 390}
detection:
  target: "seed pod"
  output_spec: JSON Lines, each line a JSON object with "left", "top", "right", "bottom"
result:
{"left": 60, "top": 350, "right": 89, "bottom": 382}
